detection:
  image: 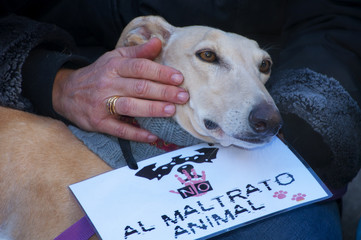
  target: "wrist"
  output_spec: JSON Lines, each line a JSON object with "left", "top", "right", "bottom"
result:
{"left": 53, "top": 68, "right": 75, "bottom": 117}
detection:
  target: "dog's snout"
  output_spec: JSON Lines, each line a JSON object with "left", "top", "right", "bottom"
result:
{"left": 248, "top": 102, "right": 283, "bottom": 136}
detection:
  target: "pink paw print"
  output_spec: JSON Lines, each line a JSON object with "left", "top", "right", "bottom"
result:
{"left": 292, "top": 193, "right": 306, "bottom": 202}
{"left": 273, "top": 190, "right": 288, "bottom": 199}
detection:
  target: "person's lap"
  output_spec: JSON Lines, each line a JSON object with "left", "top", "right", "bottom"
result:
{"left": 211, "top": 201, "right": 342, "bottom": 240}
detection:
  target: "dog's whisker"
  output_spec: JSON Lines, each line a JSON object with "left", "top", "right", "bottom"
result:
{"left": 261, "top": 43, "right": 281, "bottom": 52}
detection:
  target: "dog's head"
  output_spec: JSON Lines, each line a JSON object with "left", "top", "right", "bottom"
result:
{"left": 117, "top": 16, "right": 282, "bottom": 149}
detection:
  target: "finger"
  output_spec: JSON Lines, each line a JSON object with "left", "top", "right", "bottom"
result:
{"left": 113, "top": 97, "right": 177, "bottom": 117}
{"left": 114, "top": 57, "right": 184, "bottom": 85}
{"left": 116, "top": 37, "right": 162, "bottom": 60}
{"left": 99, "top": 118, "right": 158, "bottom": 143}
{"left": 115, "top": 38, "right": 184, "bottom": 85}
{"left": 113, "top": 77, "right": 189, "bottom": 104}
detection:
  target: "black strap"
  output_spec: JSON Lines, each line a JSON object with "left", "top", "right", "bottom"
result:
{"left": 117, "top": 138, "right": 138, "bottom": 170}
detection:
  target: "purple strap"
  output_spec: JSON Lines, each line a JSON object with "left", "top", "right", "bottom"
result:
{"left": 54, "top": 216, "right": 96, "bottom": 240}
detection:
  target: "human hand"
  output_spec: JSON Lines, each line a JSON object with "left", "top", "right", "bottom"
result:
{"left": 52, "top": 38, "right": 189, "bottom": 142}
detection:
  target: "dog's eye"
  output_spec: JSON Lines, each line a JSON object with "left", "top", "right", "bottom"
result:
{"left": 259, "top": 59, "right": 272, "bottom": 74}
{"left": 196, "top": 50, "right": 218, "bottom": 63}
{"left": 204, "top": 119, "right": 219, "bottom": 130}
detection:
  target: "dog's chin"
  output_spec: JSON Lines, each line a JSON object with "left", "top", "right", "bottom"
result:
{"left": 182, "top": 121, "right": 275, "bottom": 149}
{"left": 189, "top": 128, "right": 274, "bottom": 150}
{"left": 213, "top": 135, "right": 274, "bottom": 149}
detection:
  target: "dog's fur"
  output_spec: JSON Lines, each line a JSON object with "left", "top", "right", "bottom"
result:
{"left": 0, "top": 16, "right": 281, "bottom": 239}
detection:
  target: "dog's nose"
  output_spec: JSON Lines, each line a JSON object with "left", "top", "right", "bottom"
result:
{"left": 248, "top": 101, "right": 283, "bottom": 136}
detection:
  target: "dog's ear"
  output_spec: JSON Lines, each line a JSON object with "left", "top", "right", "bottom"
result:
{"left": 116, "top": 16, "right": 174, "bottom": 48}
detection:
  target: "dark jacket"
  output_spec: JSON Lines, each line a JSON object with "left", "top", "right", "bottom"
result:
{"left": 1, "top": 0, "right": 361, "bottom": 197}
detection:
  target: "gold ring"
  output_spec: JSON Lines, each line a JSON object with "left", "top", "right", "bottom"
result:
{"left": 106, "top": 96, "right": 120, "bottom": 115}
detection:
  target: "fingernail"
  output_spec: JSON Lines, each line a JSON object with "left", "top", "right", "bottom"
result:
{"left": 177, "top": 91, "right": 189, "bottom": 102}
{"left": 164, "top": 104, "right": 176, "bottom": 114}
{"left": 147, "top": 134, "right": 158, "bottom": 142}
{"left": 171, "top": 73, "right": 183, "bottom": 84}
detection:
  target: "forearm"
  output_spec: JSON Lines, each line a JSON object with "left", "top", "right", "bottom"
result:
{"left": 276, "top": 0, "right": 361, "bottom": 104}
{"left": 21, "top": 48, "right": 89, "bottom": 121}
{"left": 0, "top": 15, "right": 86, "bottom": 114}
{"left": 268, "top": 0, "right": 361, "bottom": 192}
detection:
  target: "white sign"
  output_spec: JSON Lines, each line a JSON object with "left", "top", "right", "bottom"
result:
{"left": 70, "top": 138, "right": 331, "bottom": 240}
